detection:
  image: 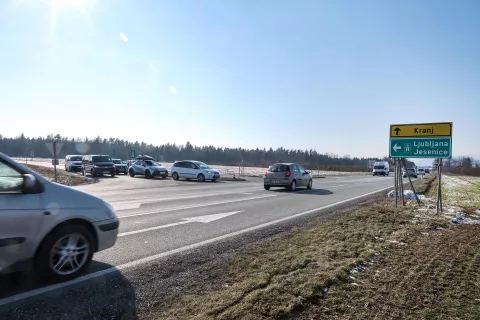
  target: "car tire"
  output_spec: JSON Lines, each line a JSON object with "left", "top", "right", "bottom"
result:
{"left": 162, "top": 175, "right": 167, "bottom": 179}
{"left": 129, "top": 169, "right": 135, "bottom": 177}
{"left": 35, "top": 223, "right": 94, "bottom": 282}
{"left": 110, "top": 172, "right": 115, "bottom": 177}
{"left": 307, "top": 179, "right": 312, "bottom": 190}
{"left": 145, "top": 170, "right": 151, "bottom": 179}
{"left": 264, "top": 185, "right": 270, "bottom": 190}
{"left": 124, "top": 171, "right": 128, "bottom": 175}
{"left": 289, "top": 180, "right": 297, "bottom": 191}
{"left": 197, "top": 173, "right": 205, "bottom": 182}
{"left": 172, "top": 172, "right": 179, "bottom": 180}
{"left": 91, "top": 169, "right": 96, "bottom": 177}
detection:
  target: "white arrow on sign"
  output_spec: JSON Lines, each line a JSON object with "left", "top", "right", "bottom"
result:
{"left": 393, "top": 144, "right": 402, "bottom": 152}
{"left": 118, "top": 211, "right": 243, "bottom": 237}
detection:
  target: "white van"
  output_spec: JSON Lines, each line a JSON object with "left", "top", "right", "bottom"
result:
{"left": 0, "top": 152, "right": 119, "bottom": 281}
{"left": 372, "top": 161, "right": 390, "bottom": 176}
{"left": 65, "top": 154, "right": 83, "bottom": 172}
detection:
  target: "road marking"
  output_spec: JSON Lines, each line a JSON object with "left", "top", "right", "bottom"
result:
{"left": 117, "top": 194, "right": 277, "bottom": 219}
{"left": 111, "top": 190, "right": 261, "bottom": 210}
{"left": 118, "top": 211, "right": 243, "bottom": 237}
{"left": 240, "top": 192, "right": 253, "bottom": 195}
{"left": 0, "top": 185, "right": 392, "bottom": 307}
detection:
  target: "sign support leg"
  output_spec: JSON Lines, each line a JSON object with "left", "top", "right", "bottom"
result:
{"left": 437, "top": 158, "right": 443, "bottom": 213}
{"left": 53, "top": 141, "right": 58, "bottom": 183}
{"left": 399, "top": 160, "right": 405, "bottom": 206}
{"left": 394, "top": 159, "right": 398, "bottom": 208}
{"left": 402, "top": 158, "right": 421, "bottom": 207}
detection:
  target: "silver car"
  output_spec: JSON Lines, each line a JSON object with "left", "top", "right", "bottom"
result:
{"left": 263, "top": 163, "right": 313, "bottom": 191}
{"left": 0, "top": 152, "right": 119, "bottom": 281}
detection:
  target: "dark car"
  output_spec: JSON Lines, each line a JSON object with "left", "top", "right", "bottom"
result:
{"left": 112, "top": 159, "right": 128, "bottom": 175}
{"left": 82, "top": 155, "right": 115, "bottom": 177}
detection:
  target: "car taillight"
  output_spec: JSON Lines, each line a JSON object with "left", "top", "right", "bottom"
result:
{"left": 285, "top": 171, "right": 291, "bottom": 177}
{"left": 264, "top": 171, "right": 267, "bottom": 177}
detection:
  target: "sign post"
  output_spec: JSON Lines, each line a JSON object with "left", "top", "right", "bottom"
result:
{"left": 45, "top": 141, "right": 64, "bottom": 183}
{"left": 389, "top": 122, "right": 452, "bottom": 210}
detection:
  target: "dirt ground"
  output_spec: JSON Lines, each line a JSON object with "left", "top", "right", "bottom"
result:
{"left": 294, "top": 224, "right": 480, "bottom": 320}
{"left": 26, "top": 164, "right": 96, "bottom": 186}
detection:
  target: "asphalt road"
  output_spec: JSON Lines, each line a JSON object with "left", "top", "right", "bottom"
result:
{"left": 0, "top": 172, "right": 399, "bottom": 318}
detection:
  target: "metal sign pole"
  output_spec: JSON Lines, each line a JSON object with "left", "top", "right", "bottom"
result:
{"left": 394, "top": 159, "right": 398, "bottom": 208}
{"left": 53, "top": 140, "right": 58, "bottom": 182}
{"left": 402, "top": 158, "right": 421, "bottom": 206}
{"left": 400, "top": 159, "right": 405, "bottom": 206}
{"left": 437, "top": 158, "right": 443, "bottom": 213}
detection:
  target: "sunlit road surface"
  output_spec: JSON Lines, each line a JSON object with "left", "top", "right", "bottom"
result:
{"left": 0, "top": 173, "right": 404, "bottom": 318}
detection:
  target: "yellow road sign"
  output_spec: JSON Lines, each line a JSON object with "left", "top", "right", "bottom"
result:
{"left": 390, "top": 122, "right": 452, "bottom": 138}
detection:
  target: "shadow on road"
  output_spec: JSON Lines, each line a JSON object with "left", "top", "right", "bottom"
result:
{"left": 270, "top": 188, "right": 333, "bottom": 195}
{"left": 176, "top": 179, "right": 227, "bottom": 184}
{"left": 0, "top": 261, "right": 137, "bottom": 319}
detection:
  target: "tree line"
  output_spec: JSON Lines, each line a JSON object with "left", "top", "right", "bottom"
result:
{"left": 0, "top": 133, "right": 390, "bottom": 170}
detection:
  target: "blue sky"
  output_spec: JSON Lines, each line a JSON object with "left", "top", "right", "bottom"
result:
{"left": 1, "top": 0, "right": 479, "bottom": 160}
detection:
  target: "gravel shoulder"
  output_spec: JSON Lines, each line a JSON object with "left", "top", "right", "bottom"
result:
{"left": 26, "top": 164, "right": 97, "bottom": 186}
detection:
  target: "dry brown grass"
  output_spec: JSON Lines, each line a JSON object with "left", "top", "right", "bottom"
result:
{"left": 26, "top": 164, "right": 95, "bottom": 186}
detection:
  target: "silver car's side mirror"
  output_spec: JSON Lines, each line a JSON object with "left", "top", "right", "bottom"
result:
{"left": 23, "top": 174, "right": 36, "bottom": 189}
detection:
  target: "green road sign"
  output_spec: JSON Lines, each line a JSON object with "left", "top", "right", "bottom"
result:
{"left": 130, "top": 149, "right": 136, "bottom": 158}
{"left": 390, "top": 137, "right": 452, "bottom": 158}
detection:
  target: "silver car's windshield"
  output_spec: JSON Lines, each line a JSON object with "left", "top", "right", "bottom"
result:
{"left": 145, "top": 160, "right": 160, "bottom": 166}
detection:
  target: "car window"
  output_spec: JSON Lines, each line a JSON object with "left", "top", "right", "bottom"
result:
{"left": 113, "top": 160, "right": 121, "bottom": 164}
{"left": 71, "top": 156, "right": 82, "bottom": 161}
{"left": 92, "top": 156, "right": 111, "bottom": 162}
{"left": 0, "top": 162, "right": 23, "bottom": 194}
{"left": 188, "top": 162, "right": 198, "bottom": 169}
{"left": 298, "top": 165, "right": 306, "bottom": 173}
{"left": 268, "top": 164, "right": 288, "bottom": 172}
{"left": 292, "top": 165, "right": 300, "bottom": 173}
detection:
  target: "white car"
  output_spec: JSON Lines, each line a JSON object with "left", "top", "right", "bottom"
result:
{"left": 0, "top": 152, "right": 119, "bottom": 281}
{"left": 65, "top": 155, "right": 83, "bottom": 172}
{"left": 171, "top": 160, "right": 220, "bottom": 182}
{"left": 128, "top": 155, "right": 168, "bottom": 179}
{"left": 417, "top": 168, "right": 425, "bottom": 176}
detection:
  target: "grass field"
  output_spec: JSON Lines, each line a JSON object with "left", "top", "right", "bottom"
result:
{"left": 137, "top": 175, "right": 480, "bottom": 320}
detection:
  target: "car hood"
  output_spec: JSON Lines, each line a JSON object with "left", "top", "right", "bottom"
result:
{"left": 72, "top": 161, "right": 82, "bottom": 165}
{"left": 150, "top": 165, "right": 167, "bottom": 170}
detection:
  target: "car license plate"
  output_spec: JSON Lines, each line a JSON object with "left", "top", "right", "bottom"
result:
{"left": 272, "top": 180, "right": 279, "bottom": 183}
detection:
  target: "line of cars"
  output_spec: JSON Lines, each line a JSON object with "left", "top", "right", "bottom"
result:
{"left": 65, "top": 154, "right": 222, "bottom": 182}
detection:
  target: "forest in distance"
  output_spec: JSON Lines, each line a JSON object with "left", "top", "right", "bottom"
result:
{"left": 0, "top": 133, "right": 392, "bottom": 171}
{"left": 8, "top": 133, "right": 480, "bottom": 173}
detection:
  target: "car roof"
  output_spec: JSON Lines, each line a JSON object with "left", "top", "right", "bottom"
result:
{"left": 271, "top": 163, "right": 297, "bottom": 166}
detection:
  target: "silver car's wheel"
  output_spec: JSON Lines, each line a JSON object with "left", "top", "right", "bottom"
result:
{"left": 50, "top": 234, "right": 90, "bottom": 276}
{"left": 36, "top": 224, "right": 94, "bottom": 281}
{"left": 307, "top": 179, "right": 312, "bottom": 190}
{"left": 290, "top": 180, "right": 296, "bottom": 191}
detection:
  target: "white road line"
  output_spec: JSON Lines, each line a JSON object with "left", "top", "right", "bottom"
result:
{"left": 112, "top": 190, "right": 262, "bottom": 211}
{"left": 118, "top": 221, "right": 191, "bottom": 236}
{"left": 0, "top": 185, "right": 392, "bottom": 307}
{"left": 117, "top": 194, "right": 277, "bottom": 219}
